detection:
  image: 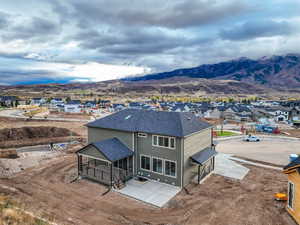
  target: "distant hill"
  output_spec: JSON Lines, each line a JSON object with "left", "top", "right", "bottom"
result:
{"left": 128, "top": 54, "right": 300, "bottom": 90}
{"left": 0, "top": 77, "right": 269, "bottom": 95}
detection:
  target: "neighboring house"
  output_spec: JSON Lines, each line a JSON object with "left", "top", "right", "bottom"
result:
{"left": 204, "top": 107, "right": 222, "bottom": 119}
{"left": 64, "top": 100, "right": 81, "bottom": 113}
{"left": 128, "top": 102, "right": 143, "bottom": 109}
{"left": 0, "top": 96, "right": 18, "bottom": 107}
{"left": 50, "top": 98, "right": 64, "bottom": 106}
{"left": 31, "top": 97, "right": 46, "bottom": 106}
{"left": 99, "top": 100, "right": 111, "bottom": 108}
{"left": 283, "top": 157, "right": 300, "bottom": 224}
{"left": 109, "top": 103, "right": 126, "bottom": 112}
{"left": 76, "top": 109, "right": 216, "bottom": 188}
{"left": 266, "top": 107, "right": 290, "bottom": 122}
{"left": 84, "top": 101, "right": 97, "bottom": 108}
{"left": 290, "top": 107, "right": 300, "bottom": 122}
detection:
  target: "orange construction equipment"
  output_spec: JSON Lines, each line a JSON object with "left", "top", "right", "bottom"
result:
{"left": 274, "top": 193, "right": 287, "bottom": 201}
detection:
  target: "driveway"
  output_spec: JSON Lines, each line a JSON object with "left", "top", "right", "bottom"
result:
{"left": 216, "top": 137, "right": 300, "bottom": 166}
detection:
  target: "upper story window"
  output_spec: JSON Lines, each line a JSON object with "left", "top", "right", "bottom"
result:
{"left": 138, "top": 133, "right": 147, "bottom": 138}
{"left": 152, "top": 135, "right": 175, "bottom": 149}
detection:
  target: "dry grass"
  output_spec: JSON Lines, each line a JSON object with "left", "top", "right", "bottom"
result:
{"left": 0, "top": 195, "right": 50, "bottom": 225}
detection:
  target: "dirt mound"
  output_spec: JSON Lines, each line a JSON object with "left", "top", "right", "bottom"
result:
{"left": 0, "top": 126, "right": 79, "bottom": 142}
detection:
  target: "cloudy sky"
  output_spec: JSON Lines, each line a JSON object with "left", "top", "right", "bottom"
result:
{"left": 0, "top": 0, "right": 299, "bottom": 85}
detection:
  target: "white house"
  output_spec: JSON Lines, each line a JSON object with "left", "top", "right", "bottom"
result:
{"left": 64, "top": 100, "right": 82, "bottom": 113}
{"left": 31, "top": 98, "right": 46, "bottom": 106}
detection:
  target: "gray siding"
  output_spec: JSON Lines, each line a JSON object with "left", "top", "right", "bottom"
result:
{"left": 88, "top": 127, "right": 133, "bottom": 149}
{"left": 79, "top": 145, "right": 108, "bottom": 161}
{"left": 136, "top": 133, "right": 182, "bottom": 187}
{"left": 183, "top": 128, "right": 212, "bottom": 186}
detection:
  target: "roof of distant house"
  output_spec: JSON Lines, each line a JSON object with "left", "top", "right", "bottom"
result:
{"left": 87, "top": 109, "right": 212, "bottom": 137}
{"left": 0, "top": 96, "right": 17, "bottom": 101}
{"left": 66, "top": 100, "right": 81, "bottom": 105}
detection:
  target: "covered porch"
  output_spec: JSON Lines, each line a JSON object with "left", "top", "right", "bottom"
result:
{"left": 76, "top": 138, "right": 134, "bottom": 188}
{"left": 191, "top": 147, "right": 217, "bottom": 184}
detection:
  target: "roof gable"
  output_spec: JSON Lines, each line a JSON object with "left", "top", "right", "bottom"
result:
{"left": 77, "top": 138, "right": 133, "bottom": 162}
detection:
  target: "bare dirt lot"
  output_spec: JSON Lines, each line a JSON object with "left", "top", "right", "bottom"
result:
{"left": 0, "top": 126, "right": 80, "bottom": 149}
{"left": 0, "top": 117, "right": 86, "bottom": 148}
{"left": 0, "top": 148, "right": 295, "bottom": 225}
{"left": 217, "top": 137, "right": 300, "bottom": 166}
{"left": 49, "top": 111, "right": 91, "bottom": 120}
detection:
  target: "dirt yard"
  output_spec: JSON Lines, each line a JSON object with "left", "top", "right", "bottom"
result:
{"left": 0, "top": 148, "right": 295, "bottom": 225}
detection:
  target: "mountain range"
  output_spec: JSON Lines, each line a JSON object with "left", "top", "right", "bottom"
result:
{"left": 128, "top": 54, "right": 300, "bottom": 91}
{"left": 1, "top": 54, "right": 300, "bottom": 95}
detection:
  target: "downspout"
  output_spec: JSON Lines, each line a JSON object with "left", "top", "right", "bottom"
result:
{"left": 132, "top": 132, "right": 136, "bottom": 175}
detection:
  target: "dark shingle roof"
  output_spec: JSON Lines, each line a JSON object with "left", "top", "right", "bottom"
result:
{"left": 283, "top": 156, "right": 300, "bottom": 170}
{"left": 87, "top": 109, "right": 212, "bottom": 137}
{"left": 191, "top": 147, "right": 217, "bottom": 165}
{"left": 92, "top": 138, "right": 133, "bottom": 162}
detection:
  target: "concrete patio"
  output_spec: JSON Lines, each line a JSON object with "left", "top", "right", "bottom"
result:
{"left": 114, "top": 178, "right": 181, "bottom": 207}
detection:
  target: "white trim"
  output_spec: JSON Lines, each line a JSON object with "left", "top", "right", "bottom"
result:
{"left": 152, "top": 156, "right": 164, "bottom": 175}
{"left": 152, "top": 135, "right": 176, "bottom": 149}
{"left": 164, "top": 159, "right": 177, "bottom": 178}
{"left": 140, "top": 154, "right": 151, "bottom": 171}
{"left": 288, "top": 181, "right": 295, "bottom": 210}
{"left": 138, "top": 133, "right": 148, "bottom": 138}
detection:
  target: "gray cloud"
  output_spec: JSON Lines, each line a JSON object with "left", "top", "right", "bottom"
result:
{"left": 74, "top": 27, "right": 213, "bottom": 56}
{"left": 219, "top": 20, "right": 295, "bottom": 41}
{"left": 0, "top": 15, "right": 61, "bottom": 42}
{"left": 67, "top": 0, "right": 249, "bottom": 29}
{"left": 0, "top": 11, "right": 9, "bottom": 29}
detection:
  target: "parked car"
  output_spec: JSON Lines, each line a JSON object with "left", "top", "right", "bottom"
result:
{"left": 244, "top": 135, "right": 260, "bottom": 142}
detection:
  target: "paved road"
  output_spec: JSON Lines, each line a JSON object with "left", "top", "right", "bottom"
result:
{"left": 16, "top": 142, "right": 72, "bottom": 153}
{"left": 216, "top": 137, "right": 300, "bottom": 166}
{"left": 17, "top": 145, "right": 50, "bottom": 153}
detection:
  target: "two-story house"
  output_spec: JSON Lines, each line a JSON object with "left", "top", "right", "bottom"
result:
{"left": 76, "top": 109, "right": 216, "bottom": 188}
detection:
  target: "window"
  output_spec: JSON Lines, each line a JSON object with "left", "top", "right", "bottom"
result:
{"left": 288, "top": 182, "right": 295, "bottom": 209}
{"left": 152, "top": 157, "right": 163, "bottom": 174}
{"left": 138, "top": 133, "right": 147, "bottom": 138}
{"left": 165, "top": 160, "right": 176, "bottom": 177}
{"left": 141, "top": 155, "right": 151, "bottom": 171}
{"left": 170, "top": 138, "right": 175, "bottom": 148}
{"left": 152, "top": 135, "right": 176, "bottom": 149}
